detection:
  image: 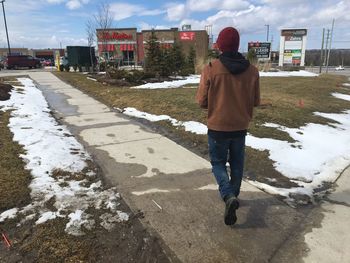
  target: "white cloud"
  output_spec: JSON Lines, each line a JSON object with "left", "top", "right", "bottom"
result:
{"left": 187, "top": 0, "right": 250, "bottom": 12}
{"left": 46, "top": 0, "right": 65, "bottom": 3}
{"left": 139, "top": 22, "right": 169, "bottom": 31}
{"left": 66, "top": 0, "right": 82, "bottom": 10}
{"left": 165, "top": 0, "right": 252, "bottom": 22}
{"left": 66, "top": 0, "right": 89, "bottom": 10}
{"left": 110, "top": 3, "right": 165, "bottom": 21}
{"left": 166, "top": 3, "right": 186, "bottom": 21}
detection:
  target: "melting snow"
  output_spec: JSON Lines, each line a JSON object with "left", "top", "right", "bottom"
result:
{"left": 0, "top": 78, "right": 128, "bottom": 235}
{"left": 259, "top": 70, "right": 318, "bottom": 77}
{"left": 123, "top": 107, "right": 207, "bottom": 134}
{"left": 122, "top": 92, "right": 350, "bottom": 198}
{"left": 332, "top": 92, "right": 350, "bottom": 101}
{"left": 131, "top": 75, "right": 200, "bottom": 89}
{"left": 130, "top": 71, "right": 318, "bottom": 89}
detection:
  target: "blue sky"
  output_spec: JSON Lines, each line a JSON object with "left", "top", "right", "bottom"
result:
{"left": 0, "top": 0, "right": 349, "bottom": 50}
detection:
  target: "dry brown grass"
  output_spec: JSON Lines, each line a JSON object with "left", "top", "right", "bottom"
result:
{"left": 54, "top": 72, "right": 350, "bottom": 188}
{"left": 0, "top": 111, "right": 31, "bottom": 211}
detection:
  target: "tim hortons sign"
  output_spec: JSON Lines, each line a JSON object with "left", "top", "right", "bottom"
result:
{"left": 100, "top": 32, "right": 133, "bottom": 40}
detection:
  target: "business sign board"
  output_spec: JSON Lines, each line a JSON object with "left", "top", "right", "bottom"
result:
{"left": 248, "top": 42, "right": 271, "bottom": 59}
{"left": 99, "top": 32, "right": 133, "bottom": 40}
{"left": 180, "top": 32, "right": 195, "bottom": 41}
{"left": 279, "top": 29, "right": 307, "bottom": 67}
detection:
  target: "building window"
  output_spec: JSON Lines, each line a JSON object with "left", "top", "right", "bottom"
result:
{"left": 122, "top": 51, "right": 134, "bottom": 65}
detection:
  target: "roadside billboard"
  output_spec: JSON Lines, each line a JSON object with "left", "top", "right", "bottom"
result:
{"left": 248, "top": 42, "right": 271, "bottom": 59}
{"left": 279, "top": 29, "right": 307, "bottom": 67}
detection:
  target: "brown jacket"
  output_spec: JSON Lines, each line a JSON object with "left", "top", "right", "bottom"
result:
{"left": 196, "top": 59, "right": 260, "bottom": 131}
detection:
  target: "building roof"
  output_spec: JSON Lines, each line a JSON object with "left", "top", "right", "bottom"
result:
{"left": 96, "top": 28, "right": 137, "bottom": 31}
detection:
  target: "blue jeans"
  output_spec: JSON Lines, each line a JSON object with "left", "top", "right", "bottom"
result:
{"left": 208, "top": 135, "right": 245, "bottom": 200}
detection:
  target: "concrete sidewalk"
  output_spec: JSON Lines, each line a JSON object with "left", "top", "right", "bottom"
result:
{"left": 27, "top": 72, "right": 305, "bottom": 263}
{"left": 1, "top": 71, "right": 349, "bottom": 262}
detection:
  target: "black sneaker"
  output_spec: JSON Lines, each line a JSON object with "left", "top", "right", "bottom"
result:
{"left": 224, "top": 196, "right": 239, "bottom": 225}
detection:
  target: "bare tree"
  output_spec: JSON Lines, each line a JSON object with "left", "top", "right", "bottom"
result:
{"left": 86, "top": 18, "right": 95, "bottom": 72}
{"left": 94, "top": 1, "right": 113, "bottom": 60}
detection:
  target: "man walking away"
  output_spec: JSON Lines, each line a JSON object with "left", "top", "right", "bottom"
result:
{"left": 196, "top": 27, "right": 260, "bottom": 225}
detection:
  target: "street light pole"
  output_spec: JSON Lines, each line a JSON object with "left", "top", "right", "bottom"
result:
{"left": 265, "top": 24, "right": 269, "bottom": 42}
{"left": 1, "top": 0, "right": 11, "bottom": 55}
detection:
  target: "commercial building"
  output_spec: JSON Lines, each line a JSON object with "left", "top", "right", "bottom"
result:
{"left": 0, "top": 48, "right": 29, "bottom": 58}
{"left": 0, "top": 48, "right": 64, "bottom": 60}
{"left": 97, "top": 27, "right": 209, "bottom": 72}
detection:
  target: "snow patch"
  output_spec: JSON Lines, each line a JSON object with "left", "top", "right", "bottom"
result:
{"left": 0, "top": 208, "right": 18, "bottom": 223}
{"left": 123, "top": 107, "right": 207, "bottom": 135}
{"left": 0, "top": 78, "right": 128, "bottom": 235}
{"left": 36, "top": 211, "right": 60, "bottom": 224}
{"left": 332, "top": 92, "right": 350, "bottom": 101}
{"left": 131, "top": 75, "right": 200, "bottom": 89}
{"left": 87, "top": 77, "right": 97, "bottom": 82}
{"left": 259, "top": 70, "right": 318, "bottom": 77}
{"left": 246, "top": 109, "right": 350, "bottom": 196}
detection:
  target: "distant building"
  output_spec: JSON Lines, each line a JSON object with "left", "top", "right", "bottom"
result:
{"left": 96, "top": 27, "right": 209, "bottom": 72}
{"left": 0, "top": 48, "right": 29, "bottom": 57}
{"left": 30, "top": 49, "right": 65, "bottom": 60}
{"left": 0, "top": 48, "right": 64, "bottom": 60}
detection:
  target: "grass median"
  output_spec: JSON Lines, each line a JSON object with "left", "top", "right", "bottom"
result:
{"left": 53, "top": 72, "right": 350, "bottom": 190}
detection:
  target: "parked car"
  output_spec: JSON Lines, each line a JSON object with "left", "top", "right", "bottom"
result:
{"left": 59, "top": 56, "right": 70, "bottom": 71}
{"left": 42, "top": 59, "right": 53, "bottom": 66}
{"left": 4, "top": 55, "right": 41, "bottom": 69}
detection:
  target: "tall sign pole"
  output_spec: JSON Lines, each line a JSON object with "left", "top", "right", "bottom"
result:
{"left": 1, "top": 0, "right": 11, "bottom": 55}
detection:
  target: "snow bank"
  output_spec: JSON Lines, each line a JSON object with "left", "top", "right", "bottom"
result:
{"left": 131, "top": 75, "right": 200, "bottom": 89}
{"left": 0, "top": 78, "right": 128, "bottom": 235}
{"left": 259, "top": 70, "right": 318, "bottom": 77}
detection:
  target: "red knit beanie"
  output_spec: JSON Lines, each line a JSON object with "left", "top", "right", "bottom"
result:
{"left": 217, "top": 27, "right": 240, "bottom": 52}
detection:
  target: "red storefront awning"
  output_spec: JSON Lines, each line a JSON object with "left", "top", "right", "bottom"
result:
{"left": 120, "top": 44, "right": 135, "bottom": 51}
{"left": 98, "top": 44, "right": 115, "bottom": 51}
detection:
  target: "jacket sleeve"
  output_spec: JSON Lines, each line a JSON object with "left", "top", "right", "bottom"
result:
{"left": 196, "top": 66, "right": 210, "bottom": 109}
{"left": 254, "top": 73, "right": 260, "bottom": 107}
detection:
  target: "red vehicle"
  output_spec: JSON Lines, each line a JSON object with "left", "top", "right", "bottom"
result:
{"left": 4, "top": 55, "right": 41, "bottom": 69}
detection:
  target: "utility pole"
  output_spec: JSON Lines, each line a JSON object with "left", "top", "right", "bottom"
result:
{"left": 265, "top": 24, "right": 269, "bottom": 42}
{"left": 270, "top": 34, "right": 274, "bottom": 61}
{"left": 326, "top": 19, "right": 335, "bottom": 73}
{"left": 0, "top": 0, "right": 11, "bottom": 55}
{"left": 324, "top": 29, "right": 330, "bottom": 66}
{"left": 319, "top": 28, "right": 325, "bottom": 73}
